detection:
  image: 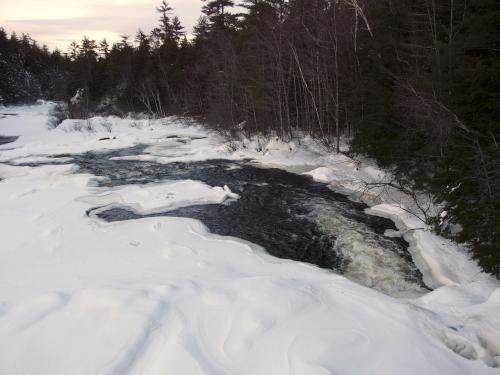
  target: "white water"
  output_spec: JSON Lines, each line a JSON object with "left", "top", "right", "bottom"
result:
{"left": 308, "top": 201, "right": 425, "bottom": 298}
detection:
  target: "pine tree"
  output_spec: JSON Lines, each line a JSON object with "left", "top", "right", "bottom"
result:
{"left": 80, "top": 37, "right": 98, "bottom": 59}
{"left": 201, "top": 0, "right": 236, "bottom": 30}
{"left": 154, "top": 1, "right": 174, "bottom": 45}
{"left": 98, "top": 39, "right": 110, "bottom": 58}
{"left": 67, "top": 42, "right": 80, "bottom": 61}
{"left": 135, "top": 30, "right": 150, "bottom": 52}
{"left": 193, "top": 16, "right": 211, "bottom": 43}
{"left": 170, "top": 16, "right": 185, "bottom": 44}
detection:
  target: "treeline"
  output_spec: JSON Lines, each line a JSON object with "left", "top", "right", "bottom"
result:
{"left": 1, "top": 0, "right": 499, "bottom": 275}
{"left": 0, "top": 29, "right": 67, "bottom": 104}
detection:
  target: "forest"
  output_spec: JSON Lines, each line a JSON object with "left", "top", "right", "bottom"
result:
{"left": 0, "top": 0, "right": 499, "bottom": 276}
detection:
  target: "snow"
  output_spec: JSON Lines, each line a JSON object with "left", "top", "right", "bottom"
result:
{"left": 81, "top": 180, "right": 239, "bottom": 215}
{"left": 0, "top": 103, "right": 499, "bottom": 374}
{"left": 366, "top": 204, "right": 482, "bottom": 289}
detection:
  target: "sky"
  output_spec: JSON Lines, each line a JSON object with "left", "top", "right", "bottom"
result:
{"left": 0, "top": 0, "right": 203, "bottom": 51}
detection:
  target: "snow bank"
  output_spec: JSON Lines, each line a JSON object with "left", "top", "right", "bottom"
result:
{"left": 366, "top": 204, "right": 483, "bottom": 288}
{"left": 225, "top": 135, "right": 486, "bottom": 289}
{"left": 221, "top": 133, "right": 500, "bottom": 370}
{"left": 0, "top": 105, "right": 499, "bottom": 374}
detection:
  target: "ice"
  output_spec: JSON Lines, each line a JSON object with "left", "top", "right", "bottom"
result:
{"left": 80, "top": 180, "right": 240, "bottom": 215}
{"left": 0, "top": 103, "right": 499, "bottom": 374}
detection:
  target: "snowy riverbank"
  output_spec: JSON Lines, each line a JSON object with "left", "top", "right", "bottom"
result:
{"left": 0, "top": 103, "right": 499, "bottom": 374}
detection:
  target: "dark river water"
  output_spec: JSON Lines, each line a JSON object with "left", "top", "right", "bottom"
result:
{"left": 18, "top": 142, "right": 429, "bottom": 296}
{"left": 0, "top": 135, "right": 18, "bottom": 145}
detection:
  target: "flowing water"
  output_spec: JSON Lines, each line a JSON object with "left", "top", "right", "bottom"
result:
{"left": 0, "top": 135, "right": 18, "bottom": 145}
{"left": 17, "top": 142, "right": 429, "bottom": 297}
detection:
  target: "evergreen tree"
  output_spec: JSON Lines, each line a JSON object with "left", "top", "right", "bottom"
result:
{"left": 98, "top": 39, "right": 110, "bottom": 58}
{"left": 0, "top": 28, "right": 67, "bottom": 104}
{"left": 201, "top": 0, "right": 236, "bottom": 30}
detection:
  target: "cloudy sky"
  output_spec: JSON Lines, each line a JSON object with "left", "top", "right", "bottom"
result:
{"left": 1, "top": 0, "right": 203, "bottom": 51}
